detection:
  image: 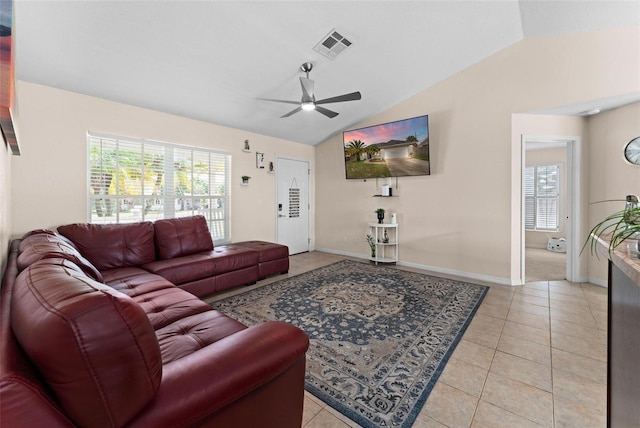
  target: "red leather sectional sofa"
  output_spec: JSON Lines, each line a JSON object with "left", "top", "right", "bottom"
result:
{"left": 0, "top": 215, "right": 309, "bottom": 427}
{"left": 57, "top": 215, "right": 291, "bottom": 298}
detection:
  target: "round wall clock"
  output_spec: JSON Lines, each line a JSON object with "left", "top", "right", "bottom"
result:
{"left": 624, "top": 136, "right": 640, "bottom": 165}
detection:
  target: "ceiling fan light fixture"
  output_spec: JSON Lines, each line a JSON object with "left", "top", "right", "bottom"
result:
{"left": 258, "top": 61, "right": 360, "bottom": 119}
{"left": 301, "top": 101, "right": 316, "bottom": 111}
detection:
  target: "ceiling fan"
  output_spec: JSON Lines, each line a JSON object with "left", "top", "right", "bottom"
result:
{"left": 260, "top": 62, "right": 361, "bottom": 118}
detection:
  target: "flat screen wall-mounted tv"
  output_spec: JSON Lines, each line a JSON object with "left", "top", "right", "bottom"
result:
{"left": 343, "top": 114, "right": 430, "bottom": 179}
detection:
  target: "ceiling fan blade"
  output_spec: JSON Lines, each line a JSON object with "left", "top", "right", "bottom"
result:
{"left": 257, "top": 97, "right": 301, "bottom": 105}
{"left": 315, "top": 105, "right": 339, "bottom": 119}
{"left": 281, "top": 106, "right": 302, "bottom": 118}
{"left": 315, "top": 91, "right": 362, "bottom": 105}
{"left": 300, "top": 77, "right": 315, "bottom": 100}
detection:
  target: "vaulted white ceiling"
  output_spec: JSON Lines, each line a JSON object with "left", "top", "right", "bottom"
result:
{"left": 14, "top": 1, "right": 640, "bottom": 145}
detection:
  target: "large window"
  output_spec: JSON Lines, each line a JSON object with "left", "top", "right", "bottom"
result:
{"left": 524, "top": 163, "right": 560, "bottom": 232}
{"left": 88, "top": 133, "right": 230, "bottom": 243}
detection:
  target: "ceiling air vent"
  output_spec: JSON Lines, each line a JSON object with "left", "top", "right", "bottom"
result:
{"left": 313, "top": 29, "right": 353, "bottom": 60}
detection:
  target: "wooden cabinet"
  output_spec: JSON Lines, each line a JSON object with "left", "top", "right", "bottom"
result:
{"left": 608, "top": 260, "right": 640, "bottom": 427}
{"left": 598, "top": 236, "right": 640, "bottom": 427}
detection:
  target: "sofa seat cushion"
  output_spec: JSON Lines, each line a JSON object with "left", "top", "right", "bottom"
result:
{"left": 142, "top": 253, "right": 216, "bottom": 285}
{"left": 154, "top": 215, "right": 213, "bottom": 260}
{"left": 101, "top": 267, "right": 171, "bottom": 293}
{"left": 224, "top": 241, "right": 288, "bottom": 262}
{"left": 17, "top": 231, "right": 103, "bottom": 282}
{"left": 156, "top": 310, "right": 246, "bottom": 364}
{"left": 135, "top": 287, "right": 212, "bottom": 330}
{"left": 11, "top": 258, "right": 162, "bottom": 428}
{"left": 102, "top": 268, "right": 212, "bottom": 330}
{"left": 217, "top": 241, "right": 288, "bottom": 280}
{"left": 211, "top": 247, "right": 259, "bottom": 275}
{"left": 58, "top": 222, "right": 156, "bottom": 270}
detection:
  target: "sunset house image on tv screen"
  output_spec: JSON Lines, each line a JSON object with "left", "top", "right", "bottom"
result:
{"left": 343, "top": 115, "right": 430, "bottom": 179}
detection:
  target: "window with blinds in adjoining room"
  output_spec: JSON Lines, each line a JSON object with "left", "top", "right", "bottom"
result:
{"left": 524, "top": 163, "right": 560, "bottom": 232}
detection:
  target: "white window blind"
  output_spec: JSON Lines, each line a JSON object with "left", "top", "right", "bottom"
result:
{"left": 88, "top": 133, "right": 231, "bottom": 243}
{"left": 524, "top": 164, "right": 560, "bottom": 232}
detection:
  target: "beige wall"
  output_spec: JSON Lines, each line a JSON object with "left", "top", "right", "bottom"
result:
{"left": 587, "top": 101, "right": 640, "bottom": 283}
{"left": 315, "top": 28, "right": 640, "bottom": 285}
{"left": 0, "top": 134, "right": 11, "bottom": 273}
{"left": 11, "top": 82, "right": 315, "bottom": 244}
{"left": 5, "top": 28, "right": 639, "bottom": 286}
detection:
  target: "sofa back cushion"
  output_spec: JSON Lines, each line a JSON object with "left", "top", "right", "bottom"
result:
{"left": 17, "top": 230, "right": 104, "bottom": 282}
{"left": 58, "top": 222, "right": 156, "bottom": 270}
{"left": 154, "top": 215, "right": 214, "bottom": 260}
{"left": 11, "top": 258, "right": 162, "bottom": 427}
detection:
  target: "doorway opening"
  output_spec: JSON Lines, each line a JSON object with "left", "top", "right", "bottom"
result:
{"left": 521, "top": 136, "right": 581, "bottom": 284}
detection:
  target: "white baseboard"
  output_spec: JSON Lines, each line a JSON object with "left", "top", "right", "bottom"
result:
{"left": 585, "top": 277, "right": 608, "bottom": 288}
{"left": 313, "top": 248, "right": 610, "bottom": 288}
{"left": 314, "top": 247, "right": 516, "bottom": 286}
{"left": 313, "top": 247, "right": 369, "bottom": 260}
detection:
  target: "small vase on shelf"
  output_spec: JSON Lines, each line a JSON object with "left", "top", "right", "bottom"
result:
{"left": 375, "top": 208, "right": 385, "bottom": 224}
{"left": 366, "top": 233, "right": 376, "bottom": 258}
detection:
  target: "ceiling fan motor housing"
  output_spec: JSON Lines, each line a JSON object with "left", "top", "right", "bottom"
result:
{"left": 259, "top": 61, "right": 361, "bottom": 118}
{"left": 301, "top": 62, "right": 313, "bottom": 74}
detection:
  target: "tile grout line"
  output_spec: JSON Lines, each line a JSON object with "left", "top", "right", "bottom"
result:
{"left": 548, "top": 280, "right": 557, "bottom": 428}
{"left": 468, "top": 283, "right": 515, "bottom": 426}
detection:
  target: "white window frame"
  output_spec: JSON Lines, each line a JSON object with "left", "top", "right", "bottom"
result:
{"left": 87, "top": 132, "right": 231, "bottom": 243}
{"left": 524, "top": 163, "right": 560, "bottom": 232}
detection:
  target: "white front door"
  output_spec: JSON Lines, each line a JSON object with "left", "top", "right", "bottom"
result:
{"left": 276, "top": 158, "right": 310, "bottom": 255}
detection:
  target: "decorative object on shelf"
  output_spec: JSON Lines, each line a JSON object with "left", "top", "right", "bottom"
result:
{"left": 391, "top": 212, "right": 397, "bottom": 224}
{"left": 366, "top": 234, "right": 376, "bottom": 257}
{"left": 269, "top": 161, "right": 274, "bottom": 172}
{"left": 368, "top": 223, "right": 399, "bottom": 264}
{"left": 244, "top": 139, "right": 250, "bottom": 151}
{"left": 256, "top": 152, "right": 265, "bottom": 169}
{"left": 584, "top": 194, "right": 640, "bottom": 257}
{"left": 624, "top": 136, "right": 640, "bottom": 165}
{"left": 241, "top": 175, "right": 251, "bottom": 185}
{"left": 375, "top": 208, "right": 385, "bottom": 224}
{"left": 381, "top": 184, "right": 392, "bottom": 196}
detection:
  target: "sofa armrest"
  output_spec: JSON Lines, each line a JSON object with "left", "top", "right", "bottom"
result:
{"left": 128, "top": 321, "right": 309, "bottom": 428}
{"left": 0, "top": 377, "right": 75, "bottom": 428}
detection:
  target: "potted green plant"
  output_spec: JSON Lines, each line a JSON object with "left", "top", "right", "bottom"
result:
{"left": 366, "top": 233, "right": 376, "bottom": 258}
{"left": 583, "top": 194, "right": 640, "bottom": 257}
{"left": 375, "top": 208, "right": 385, "bottom": 224}
{"left": 241, "top": 175, "right": 251, "bottom": 185}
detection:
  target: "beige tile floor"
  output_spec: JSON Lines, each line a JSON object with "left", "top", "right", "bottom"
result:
{"left": 211, "top": 251, "right": 608, "bottom": 428}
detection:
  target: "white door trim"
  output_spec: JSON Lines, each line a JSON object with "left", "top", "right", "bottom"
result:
{"left": 521, "top": 135, "right": 581, "bottom": 283}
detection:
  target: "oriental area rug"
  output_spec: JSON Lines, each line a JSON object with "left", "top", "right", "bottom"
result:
{"left": 214, "top": 259, "right": 488, "bottom": 427}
